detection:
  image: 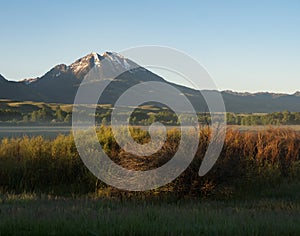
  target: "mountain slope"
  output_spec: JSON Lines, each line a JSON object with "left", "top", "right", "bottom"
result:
{"left": 0, "top": 53, "right": 299, "bottom": 113}
{"left": 0, "top": 74, "right": 43, "bottom": 101}
{"left": 0, "top": 74, "right": 7, "bottom": 83}
{"left": 221, "top": 91, "right": 300, "bottom": 112}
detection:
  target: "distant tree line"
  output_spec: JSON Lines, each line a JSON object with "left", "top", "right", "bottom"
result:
{"left": 127, "top": 110, "right": 300, "bottom": 126}
{"left": 0, "top": 105, "right": 72, "bottom": 124}
{"left": 0, "top": 109, "right": 23, "bottom": 122}
{"left": 1, "top": 104, "right": 300, "bottom": 126}
{"left": 227, "top": 111, "right": 300, "bottom": 125}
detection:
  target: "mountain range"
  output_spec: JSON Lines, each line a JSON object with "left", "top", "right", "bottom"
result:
{"left": 0, "top": 52, "right": 299, "bottom": 113}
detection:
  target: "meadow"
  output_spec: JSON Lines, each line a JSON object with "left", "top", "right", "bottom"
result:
{"left": 0, "top": 126, "right": 300, "bottom": 235}
{"left": 1, "top": 192, "right": 300, "bottom": 235}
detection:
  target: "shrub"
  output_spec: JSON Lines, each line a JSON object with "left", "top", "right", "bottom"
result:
{"left": 0, "top": 127, "right": 299, "bottom": 198}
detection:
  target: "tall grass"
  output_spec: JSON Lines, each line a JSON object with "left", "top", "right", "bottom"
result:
{"left": 0, "top": 126, "right": 299, "bottom": 198}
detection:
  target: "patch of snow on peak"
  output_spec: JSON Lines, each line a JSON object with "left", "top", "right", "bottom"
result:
{"left": 92, "top": 52, "right": 101, "bottom": 66}
{"left": 122, "top": 59, "right": 131, "bottom": 70}
{"left": 102, "top": 52, "right": 132, "bottom": 70}
{"left": 22, "top": 78, "right": 38, "bottom": 85}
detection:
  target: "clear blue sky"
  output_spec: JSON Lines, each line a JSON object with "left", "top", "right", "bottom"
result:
{"left": 1, "top": 0, "right": 299, "bottom": 93}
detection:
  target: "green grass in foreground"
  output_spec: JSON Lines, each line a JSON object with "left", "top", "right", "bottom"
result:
{"left": 1, "top": 196, "right": 300, "bottom": 236}
{"left": 1, "top": 181, "right": 300, "bottom": 236}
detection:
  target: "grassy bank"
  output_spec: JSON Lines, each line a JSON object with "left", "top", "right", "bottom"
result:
{"left": 1, "top": 190, "right": 300, "bottom": 236}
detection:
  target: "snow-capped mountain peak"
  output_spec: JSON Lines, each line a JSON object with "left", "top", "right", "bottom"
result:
{"left": 19, "top": 51, "right": 140, "bottom": 84}
{"left": 66, "top": 51, "right": 137, "bottom": 79}
{"left": 101, "top": 51, "right": 133, "bottom": 70}
{"left": 68, "top": 53, "right": 99, "bottom": 77}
